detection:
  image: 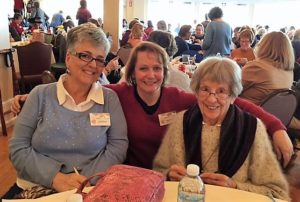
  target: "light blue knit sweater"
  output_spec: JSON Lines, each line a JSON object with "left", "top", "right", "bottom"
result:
{"left": 9, "top": 83, "right": 128, "bottom": 188}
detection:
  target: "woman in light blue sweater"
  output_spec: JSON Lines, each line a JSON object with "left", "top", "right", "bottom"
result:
{"left": 5, "top": 23, "right": 128, "bottom": 199}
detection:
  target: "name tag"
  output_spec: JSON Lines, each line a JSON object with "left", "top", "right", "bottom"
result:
{"left": 158, "top": 111, "right": 177, "bottom": 126}
{"left": 89, "top": 113, "right": 111, "bottom": 126}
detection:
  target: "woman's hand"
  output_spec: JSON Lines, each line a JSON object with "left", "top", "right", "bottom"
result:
{"left": 234, "top": 57, "right": 248, "bottom": 66}
{"left": 104, "top": 57, "right": 119, "bottom": 75}
{"left": 11, "top": 94, "right": 29, "bottom": 115}
{"left": 194, "top": 39, "right": 203, "bottom": 46}
{"left": 167, "top": 164, "right": 186, "bottom": 181}
{"left": 272, "top": 130, "right": 294, "bottom": 167}
{"left": 200, "top": 172, "right": 237, "bottom": 188}
{"left": 52, "top": 172, "right": 87, "bottom": 192}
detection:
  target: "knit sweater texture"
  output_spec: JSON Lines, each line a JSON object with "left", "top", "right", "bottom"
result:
{"left": 10, "top": 83, "right": 128, "bottom": 188}
{"left": 153, "top": 111, "right": 289, "bottom": 200}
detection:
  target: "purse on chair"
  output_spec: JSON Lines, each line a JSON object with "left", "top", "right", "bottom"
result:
{"left": 76, "top": 165, "right": 165, "bottom": 202}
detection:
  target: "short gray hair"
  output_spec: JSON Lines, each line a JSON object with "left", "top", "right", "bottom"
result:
{"left": 190, "top": 57, "right": 243, "bottom": 97}
{"left": 66, "top": 23, "right": 110, "bottom": 56}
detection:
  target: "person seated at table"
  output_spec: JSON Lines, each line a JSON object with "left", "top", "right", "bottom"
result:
{"left": 240, "top": 31, "right": 294, "bottom": 105}
{"left": 147, "top": 30, "right": 191, "bottom": 92}
{"left": 11, "top": 43, "right": 293, "bottom": 170}
{"left": 117, "top": 22, "right": 144, "bottom": 66}
{"left": 63, "top": 15, "right": 75, "bottom": 32}
{"left": 4, "top": 23, "right": 128, "bottom": 199}
{"left": 88, "top": 18, "right": 101, "bottom": 27}
{"left": 230, "top": 29, "right": 255, "bottom": 67}
{"left": 173, "top": 25, "right": 202, "bottom": 61}
{"left": 28, "top": 16, "right": 43, "bottom": 33}
{"left": 191, "top": 23, "right": 204, "bottom": 44}
{"left": 9, "top": 13, "right": 24, "bottom": 41}
{"left": 153, "top": 57, "right": 289, "bottom": 200}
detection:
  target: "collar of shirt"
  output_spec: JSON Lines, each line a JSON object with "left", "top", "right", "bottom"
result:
{"left": 56, "top": 74, "right": 104, "bottom": 111}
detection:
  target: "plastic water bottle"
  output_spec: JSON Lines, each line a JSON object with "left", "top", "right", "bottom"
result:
{"left": 21, "top": 33, "right": 26, "bottom": 42}
{"left": 177, "top": 164, "right": 205, "bottom": 202}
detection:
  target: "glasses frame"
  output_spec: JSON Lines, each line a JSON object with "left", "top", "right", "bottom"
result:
{"left": 71, "top": 51, "right": 105, "bottom": 67}
{"left": 198, "top": 87, "right": 231, "bottom": 100}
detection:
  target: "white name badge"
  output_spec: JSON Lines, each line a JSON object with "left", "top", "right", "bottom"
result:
{"left": 158, "top": 111, "right": 177, "bottom": 126}
{"left": 89, "top": 113, "right": 111, "bottom": 126}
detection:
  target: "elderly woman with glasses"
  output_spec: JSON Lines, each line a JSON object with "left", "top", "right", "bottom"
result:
{"left": 6, "top": 23, "right": 128, "bottom": 198}
{"left": 230, "top": 29, "right": 255, "bottom": 67}
{"left": 153, "top": 57, "right": 289, "bottom": 200}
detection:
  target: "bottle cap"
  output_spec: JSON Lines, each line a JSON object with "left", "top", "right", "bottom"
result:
{"left": 187, "top": 164, "right": 199, "bottom": 176}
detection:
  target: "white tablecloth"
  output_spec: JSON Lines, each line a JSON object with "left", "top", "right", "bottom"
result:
{"left": 3, "top": 182, "right": 287, "bottom": 202}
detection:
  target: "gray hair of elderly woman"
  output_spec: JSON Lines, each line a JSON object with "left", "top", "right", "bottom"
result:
{"left": 125, "top": 41, "right": 169, "bottom": 85}
{"left": 190, "top": 57, "right": 243, "bottom": 97}
{"left": 66, "top": 23, "right": 110, "bottom": 56}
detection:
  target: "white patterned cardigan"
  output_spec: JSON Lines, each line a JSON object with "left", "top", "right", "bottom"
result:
{"left": 153, "top": 110, "right": 290, "bottom": 201}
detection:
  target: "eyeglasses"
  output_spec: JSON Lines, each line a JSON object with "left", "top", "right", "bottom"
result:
{"left": 199, "top": 86, "right": 230, "bottom": 100}
{"left": 71, "top": 52, "right": 105, "bottom": 67}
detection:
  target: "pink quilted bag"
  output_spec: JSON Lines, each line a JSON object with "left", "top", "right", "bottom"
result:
{"left": 76, "top": 165, "right": 165, "bottom": 202}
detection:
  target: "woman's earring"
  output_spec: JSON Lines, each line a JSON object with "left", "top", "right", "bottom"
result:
{"left": 131, "top": 77, "right": 136, "bottom": 85}
{"left": 66, "top": 68, "right": 71, "bottom": 75}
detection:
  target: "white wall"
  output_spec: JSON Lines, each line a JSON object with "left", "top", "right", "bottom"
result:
{"left": 146, "top": 0, "right": 300, "bottom": 32}
{"left": 1, "top": 0, "right": 13, "bottom": 49}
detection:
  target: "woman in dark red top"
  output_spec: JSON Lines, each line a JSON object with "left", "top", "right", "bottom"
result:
{"left": 10, "top": 13, "right": 24, "bottom": 36}
{"left": 76, "top": 0, "right": 92, "bottom": 25}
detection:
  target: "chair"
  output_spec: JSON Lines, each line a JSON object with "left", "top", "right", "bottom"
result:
{"left": 117, "top": 45, "right": 132, "bottom": 66}
{"left": 0, "top": 88, "right": 7, "bottom": 136}
{"left": 259, "top": 89, "right": 297, "bottom": 127}
{"left": 53, "top": 33, "right": 67, "bottom": 63}
{"left": 16, "top": 41, "right": 53, "bottom": 93}
{"left": 41, "top": 70, "right": 57, "bottom": 84}
{"left": 287, "top": 82, "right": 300, "bottom": 147}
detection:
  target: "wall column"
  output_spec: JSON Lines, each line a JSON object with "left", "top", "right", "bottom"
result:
{"left": 103, "top": 0, "right": 123, "bottom": 53}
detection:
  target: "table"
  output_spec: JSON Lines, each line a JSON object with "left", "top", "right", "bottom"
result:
{"left": 163, "top": 182, "right": 286, "bottom": 202}
{"left": 2, "top": 182, "right": 287, "bottom": 202}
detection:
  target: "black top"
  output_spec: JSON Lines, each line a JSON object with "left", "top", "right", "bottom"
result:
{"left": 134, "top": 85, "right": 163, "bottom": 115}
